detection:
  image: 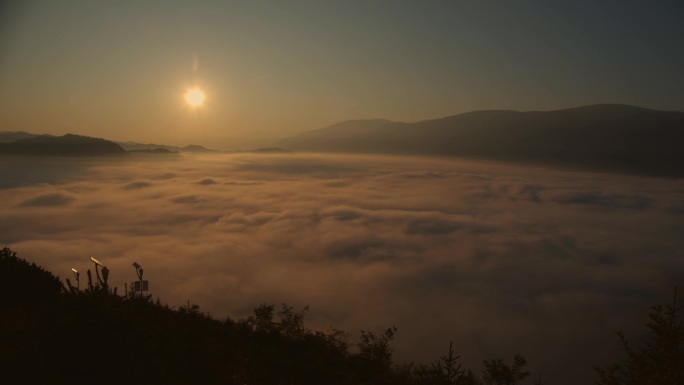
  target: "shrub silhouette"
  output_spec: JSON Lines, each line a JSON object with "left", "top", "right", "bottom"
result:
{"left": 1, "top": 247, "right": 553, "bottom": 385}
{"left": 0, "top": 247, "right": 405, "bottom": 385}
{"left": 6, "top": 246, "right": 682, "bottom": 384}
{"left": 410, "top": 342, "right": 482, "bottom": 385}
{"left": 0, "top": 246, "right": 62, "bottom": 308}
{"left": 482, "top": 354, "right": 530, "bottom": 385}
{"left": 595, "top": 288, "right": 684, "bottom": 384}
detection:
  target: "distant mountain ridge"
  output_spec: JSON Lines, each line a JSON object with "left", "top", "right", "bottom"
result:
{"left": 0, "top": 132, "right": 293, "bottom": 157}
{"left": 0, "top": 134, "right": 126, "bottom": 156}
{"left": 0, "top": 131, "right": 40, "bottom": 143}
{"left": 280, "top": 104, "right": 684, "bottom": 177}
{"left": 118, "top": 141, "right": 292, "bottom": 154}
{"left": 128, "top": 147, "right": 178, "bottom": 154}
{"left": 117, "top": 141, "right": 218, "bottom": 153}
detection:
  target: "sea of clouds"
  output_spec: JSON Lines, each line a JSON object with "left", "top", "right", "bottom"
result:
{"left": 1, "top": 153, "right": 683, "bottom": 384}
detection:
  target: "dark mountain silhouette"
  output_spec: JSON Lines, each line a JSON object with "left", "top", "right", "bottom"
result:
{"left": 181, "top": 144, "right": 213, "bottom": 152}
{"left": 119, "top": 141, "right": 293, "bottom": 154}
{"left": 118, "top": 141, "right": 218, "bottom": 153}
{"left": 282, "top": 119, "right": 392, "bottom": 148}
{"left": 280, "top": 104, "right": 684, "bottom": 177}
{"left": 0, "top": 134, "right": 127, "bottom": 156}
{"left": 246, "top": 147, "right": 294, "bottom": 154}
{"left": 128, "top": 147, "right": 178, "bottom": 154}
{"left": 0, "top": 131, "right": 40, "bottom": 143}
{"left": 0, "top": 132, "right": 292, "bottom": 157}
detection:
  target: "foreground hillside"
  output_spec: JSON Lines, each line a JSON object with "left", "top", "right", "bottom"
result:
{"left": 281, "top": 104, "right": 684, "bottom": 177}
{"left": 1, "top": 247, "right": 682, "bottom": 384}
{"left": 0, "top": 248, "right": 397, "bottom": 384}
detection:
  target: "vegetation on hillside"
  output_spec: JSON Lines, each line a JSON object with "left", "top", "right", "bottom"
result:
{"left": 1, "top": 246, "right": 682, "bottom": 384}
{"left": 595, "top": 288, "right": 684, "bottom": 385}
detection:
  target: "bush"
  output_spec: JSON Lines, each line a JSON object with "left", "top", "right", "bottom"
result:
{"left": 0, "top": 246, "right": 62, "bottom": 309}
{"left": 595, "top": 288, "right": 684, "bottom": 384}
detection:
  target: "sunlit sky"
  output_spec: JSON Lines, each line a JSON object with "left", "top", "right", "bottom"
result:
{"left": 1, "top": 1, "right": 683, "bottom": 148}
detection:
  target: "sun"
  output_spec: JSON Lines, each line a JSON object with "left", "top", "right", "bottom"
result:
{"left": 184, "top": 87, "right": 205, "bottom": 107}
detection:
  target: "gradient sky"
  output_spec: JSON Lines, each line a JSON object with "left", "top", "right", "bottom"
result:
{"left": 1, "top": 0, "right": 683, "bottom": 147}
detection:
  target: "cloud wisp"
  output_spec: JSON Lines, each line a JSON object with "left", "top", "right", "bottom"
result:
{"left": 0, "top": 153, "right": 682, "bottom": 385}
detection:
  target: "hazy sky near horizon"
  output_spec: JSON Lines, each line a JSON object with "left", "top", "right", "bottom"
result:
{"left": 1, "top": 1, "right": 683, "bottom": 146}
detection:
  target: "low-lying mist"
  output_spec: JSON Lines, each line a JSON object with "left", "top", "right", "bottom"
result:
{"left": 1, "top": 153, "right": 682, "bottom": 385}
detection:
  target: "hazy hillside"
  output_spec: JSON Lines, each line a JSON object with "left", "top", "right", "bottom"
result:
{"left": 280, "top": 104, "right": 684, "bottom": 177}
{"left": 0, "top": 131, "right": 40, "bottom": 143}
{"left": 118, "top": 141, "right": 218, "bottom": 153}
{"left": 0, "top": 134, "right": 126, "bottom": 156}
{"left": 118, "top": 141, "right": 292, "bottom": 154}
{"left": 281, "top": 119, "right": 392, "bottom": 149}
{"left": 0, "top": 133, "right": 292, "bottom": 157}
{"left": 128, "top": 147, "right": 179, "bottom": 154}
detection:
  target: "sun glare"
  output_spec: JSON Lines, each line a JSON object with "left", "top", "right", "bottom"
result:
{"left": 184, "top": 87, "right": 205, "bottom": 107}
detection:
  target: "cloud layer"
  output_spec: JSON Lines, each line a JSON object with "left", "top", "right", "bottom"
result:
{"left": 1, "top": 153, "right": 683, "bottom": 385}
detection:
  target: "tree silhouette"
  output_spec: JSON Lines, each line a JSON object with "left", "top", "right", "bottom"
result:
{"left": 482, "top": 354, "right": 530, "bottom": 385}
{"left": 595, "top": 288, "right": 684, "bottom": 384}
{"left": 432, "top": 341, "right": 465, "bottom": 383}
{"left": 413, "top": 342, "right": 482, "bottom": 385}
{"left": 0, "top": 246, "right": 62, "bottom": 308}
{"left": 2, "top": 246, "right": 552, "bottom": 385}
{"left": 358, "top": 326, "right": 397, "bottom": 369}
{"left": 246, "top": 302, "right": 277, "bottom": 333}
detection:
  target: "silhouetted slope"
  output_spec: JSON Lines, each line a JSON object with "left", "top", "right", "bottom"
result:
{"left": 182, "top": 144, "right": 214, "bottom": 152}
{"left": 0, "top": 248, "right": 401, "bottom": 385}
{"left": 0, "top": 247, "right": 61, "bottom": 308}
{"left": 281, "top": 105, "right": 684, "bottom": 176}
{"left": 0, "top": 131, "right": 40, "bottom": 143}
{"left": 128, "top": 147, "right": 178, "bottom": 154}
{"left": 118, "top": 141, "right": 219, "bottom": 153}
{"left": 0, "top": 134, "right": 126, "bottom": 156}
{"left": 280, "top": 119, "right": 392, "bottom": 151}
{"left": 2, "top": 248, "right": 678, "bottom": 384}
{"left": 246, "top": 147, "right": 294, "bottom": 154}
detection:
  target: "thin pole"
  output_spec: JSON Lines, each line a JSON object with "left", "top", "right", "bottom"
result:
{"left": 137, "top": 269, "right": 144, "bottom": 299}
{"left": 673, "top": 285, "right": 678, "bottom": 310}
{"left": 94, "top": 263, "right": 100, "bottom": 286}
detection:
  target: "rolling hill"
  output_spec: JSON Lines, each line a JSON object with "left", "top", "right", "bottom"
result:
{"left": 0, "top": 134, "right": 127, "bottom": 156}
{"left": 0, "top": 131, "right": 40, "bottom": 143}
{"left": 117, "top": 141, "right": 218, "bottom": 153}
{"left": 280, "top": 104, "right": 684, "bottom": 177}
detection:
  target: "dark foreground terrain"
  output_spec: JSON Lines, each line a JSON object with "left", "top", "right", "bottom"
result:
{"left": 0, "top": 247, "right": 681, "bottom": 385}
